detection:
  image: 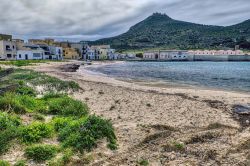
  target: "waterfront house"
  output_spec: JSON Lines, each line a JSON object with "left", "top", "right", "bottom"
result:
{"left": 0, "top": 40, "right": 17, "bottom": 60}
{"left": 63, "top": 47, "right": 79, "bottom": 59}
{"left": 48, "top": 46, "right": 63, "bottom": 60}
{"left": 17, "top": 44, "right": 44, "bottom": 60}
{"left": 189, "top": 50, "right": 244, "bottom": 56}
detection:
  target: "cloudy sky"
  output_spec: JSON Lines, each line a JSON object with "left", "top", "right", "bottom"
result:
{"left": 0, "top": 0, "right": 249, "bottom": 41}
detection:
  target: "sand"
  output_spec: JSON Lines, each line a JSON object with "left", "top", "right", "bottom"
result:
{"left": 23, "top": 61, "right": 250, "bottom": 165}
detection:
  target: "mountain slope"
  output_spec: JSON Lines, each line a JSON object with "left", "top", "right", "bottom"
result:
{"left": 90, "top": 13, "right": 250, "bottom": 50}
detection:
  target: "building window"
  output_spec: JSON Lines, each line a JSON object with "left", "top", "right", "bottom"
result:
{"left": 33, "top": 53, "right": 41, "bottom": 58}
{"left": 13, "top": 46, "right": 15, "bottom": 49}
{"left": 19, "top": 54, "right": 22, "bottom": 58}
{"left": 7, "top": 54, "right": 12, "bottom": 58}
{"left": 6, "top": 45, "right": 11, "bottom": 51}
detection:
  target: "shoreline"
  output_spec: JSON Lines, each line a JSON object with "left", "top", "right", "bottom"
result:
{"left": 21, "top": 61, "right": 250, "bottom": 165}
{"left": 80, "top": 61, "right": 250, "bottom": 97}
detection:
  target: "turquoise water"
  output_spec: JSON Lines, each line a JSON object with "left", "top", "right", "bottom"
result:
{"left": 86, "top": 62, "right": 250, "bottom": 93}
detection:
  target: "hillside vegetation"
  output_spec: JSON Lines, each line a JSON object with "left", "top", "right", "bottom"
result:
{"left": 90, "top": 13, "right": 250, "bottom": 51}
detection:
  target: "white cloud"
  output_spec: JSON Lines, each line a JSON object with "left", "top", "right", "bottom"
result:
{"left": 0, "top": 0, "right": 249, "bottom": 41}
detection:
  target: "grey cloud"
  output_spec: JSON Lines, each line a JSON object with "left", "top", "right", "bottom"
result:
{"left": 0, "top": 0, "right": 249, "bottom": 41}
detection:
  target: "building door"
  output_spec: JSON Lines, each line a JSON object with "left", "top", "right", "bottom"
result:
{"left": 49, "top": 55, "right": 52, "bottom": 59}
{"left": 25, "top": 54, "right": 28, "bottom": 60}
{"left": 155, "top": 54, "right": 159, "bottom": 60}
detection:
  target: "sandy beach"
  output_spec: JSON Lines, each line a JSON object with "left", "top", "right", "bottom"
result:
{"left": 23, "top": 61, "right": 250, "bottom": 165}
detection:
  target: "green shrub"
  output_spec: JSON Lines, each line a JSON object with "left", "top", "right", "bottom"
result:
{"left": 48, "top": 148, "right": 73, "bottom": 166}
{"left": 45, "top": 96, "right": 88, "bottom": 117}
{"left": 137, "top": 159, "right": 149, "bottom": 166}
{"left": 25, "top": 144, "right": 57, "bottom": 162}
{"left": 0, "top": 93, "right": 46, "bottom": 114}
{"left": 0, "top": 160, "right": 10, "bottom": 166}
{"left": 0, "top": 112, "right": 21, "bottom": 154}
{"left": 15, "top": 86, "right": 36, "bottom": 97}
{"left": 14, "top": 160, "right": 26, "bottom": 166}
{"left": 52, "top": 117, "right": 75, "bottom": 132}
{"left": 58, "top": 115, "right": 117, "bottom": 152}
{"left": 0, "top": 93, "right": 26, "bottom": 114}
{"left": 21, "top": 122, "right": 53, "bottom": 143}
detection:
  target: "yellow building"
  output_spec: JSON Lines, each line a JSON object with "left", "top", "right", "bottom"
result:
{"left": 63, "top": 47, "right": 79, "bottom": 59}
{"left": 28, "top": 39, "right": 47, "bottom": 45}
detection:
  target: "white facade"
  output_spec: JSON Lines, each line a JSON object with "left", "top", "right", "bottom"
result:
{"left": 160, "top": 51, "right": 188, "bottom": 60}
{"left": 17, "top": 50, "right": 44, "bottom": 60}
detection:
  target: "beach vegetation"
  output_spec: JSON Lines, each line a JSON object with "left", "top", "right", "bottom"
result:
{"left": 58, "top": 115, "right": 117, "bottom": 153}
{"left": 48, "top": 148, "right": 73, "bottom": 166}
{"left": 20, "top": 122, "right": 53, "bottom": 143}
{"left": 14, "top": 160, "right": 26, "bottom": 166}
{"left": 44, "top": 95, "right": 89, "bottom": 117}
{"left": 137, "top": 159, "right": 149, "bottom": 166}
{"left": 0, "top": 60, "right": 63, "bottom": 67}
{"left": 0, "top": 68, "right": 117, "bottom": 164}
{"left": 0, "top": 160, "right": 10, "bottom": 166}
{"left": 25, "top": 144, "right": 58, "bottom": 162}
{"left": 0, "top": 112, "right": 21, "bottom": 154}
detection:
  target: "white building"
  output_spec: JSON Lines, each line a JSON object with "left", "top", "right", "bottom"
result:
{"left": 188, "top": 50, "right": 245, "bottom": 56}
{"left": 48, "top": 46, "right": 63, "bottom": 60}
{"left": 159, "top": 50, "right": 188, "bottom": 60}
{"left": 16, "top": 45, "right": 44, "bottom": 60}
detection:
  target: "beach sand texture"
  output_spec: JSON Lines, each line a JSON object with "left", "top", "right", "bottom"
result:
{"left": 23, "top": 61, "right": 250, "bottom": 165}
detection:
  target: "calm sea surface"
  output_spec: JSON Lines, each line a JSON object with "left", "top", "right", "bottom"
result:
{"left": 85, "top": 62, "right": 250, "bottom": 93}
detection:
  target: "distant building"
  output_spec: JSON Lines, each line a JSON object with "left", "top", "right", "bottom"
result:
{"left": 63, "top": 47, "right": 79, "bottom": 59}
{"left": 28, "top": 39, "right": 47, "bottom": 45}
{"left": 143, "top": 50, "right": 189, "bottom": 61}
{"left": 0, "top": 40, "right": 17, "bottom": 60}
{"left": 188, "top": 50, "right": 244, "bottom": 56}
{"left": 143, "top": 51, "right": 159, "bottom": 60}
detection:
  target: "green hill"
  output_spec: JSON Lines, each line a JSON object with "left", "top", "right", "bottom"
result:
{"left": 89, "top": 13, "right": 250, "bottom": 51}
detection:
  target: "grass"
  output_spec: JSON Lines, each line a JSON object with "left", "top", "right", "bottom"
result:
{"left": 48, "top": 148, "right": 73, "bottom": 166}
{"left": 0, "top": 60, "right": 63, "bottom": 67}
{"left": 0, "top": 112, "right": 21, "bottom": 154}
{"left": 25, "top": 144, "right": 58, "bottom": 162}
{"left": 0, "top": 160, "right": 10, "bottom": 166}
{"left": 14, "top": 160, "right": 26, "bottom": 166}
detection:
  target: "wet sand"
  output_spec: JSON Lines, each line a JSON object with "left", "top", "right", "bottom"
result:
{"left": 24, "top": 61, "right": 250, "bottom": 165}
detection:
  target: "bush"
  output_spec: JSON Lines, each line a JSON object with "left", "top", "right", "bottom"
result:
{"left": 0, "top": 93, "right": 46, "bottom": 114}
{"left": 14, "top": 160, "right": 26, "bottom": 166}
{"left": 44, "top": 96, "right": 88, "bottom": 117}
{"left": 48, "top": 148, "right": 73, "bottom": 166}
{"left": 21, "top": 122, "right": 53, "bottom": 143}
{"left": 0, "top": 112, "right": 21, "bottom": 154}
{"left": 25, "top": 144, "right": 57, "bottom": 162}
{"left": 52, "top": 117, "right": 75, "bottom": 132}
{"left": 58, "top": 115, "right": 117, "bottom": 152}
{"left": 15, "top": 86, "right": 36, "bottom": 97}
{"left": 0, "top": 93, "right": 26, "bottom": 114}
{"left": 0, "top": 160, "right": 10, "bottom": 166}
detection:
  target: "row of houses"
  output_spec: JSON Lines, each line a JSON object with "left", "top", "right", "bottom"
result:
{"left": 0, "top": 34, "right": 122, "bottom": 61}
{"left": 143, "top": 50, "right": 249, "bottom": 61}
